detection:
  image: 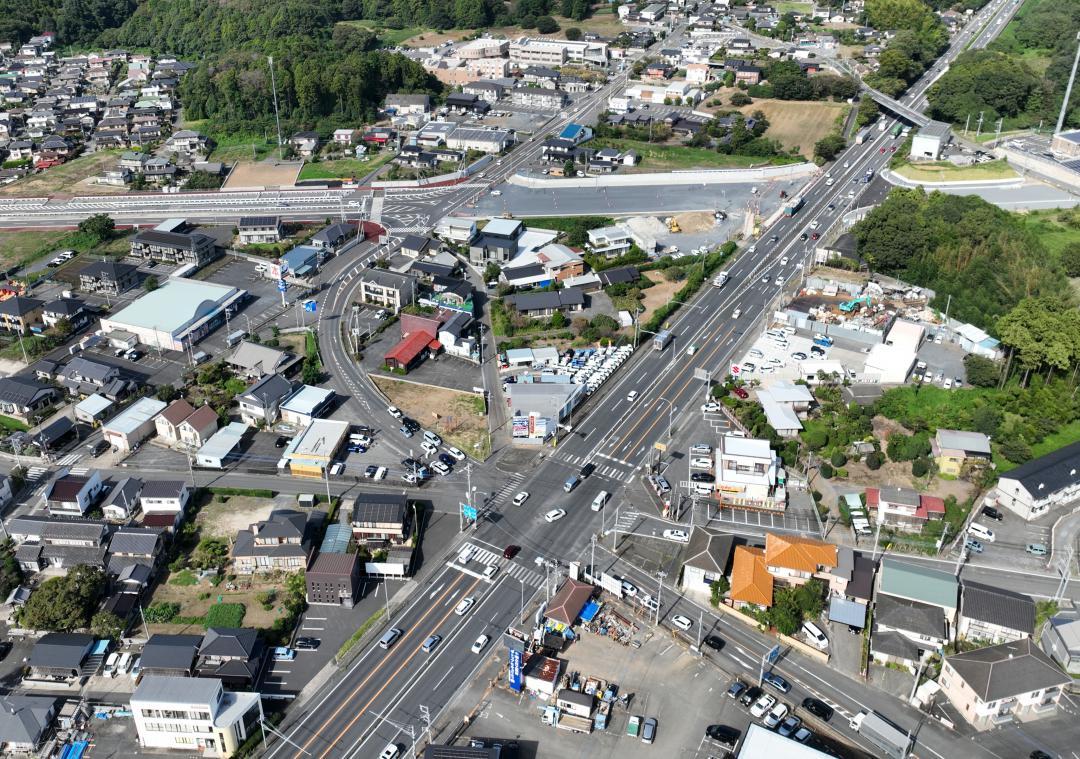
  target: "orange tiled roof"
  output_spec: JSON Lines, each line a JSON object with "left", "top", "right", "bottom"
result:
{"left": 730, "top": 546, "right": 773, "bottom": 607}
{"left": 764, "top": 533, "right": 838, "bottom": 573}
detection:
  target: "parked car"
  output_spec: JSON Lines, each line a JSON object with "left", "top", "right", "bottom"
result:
{"left": 739, "top": 686, "right": 763, "bottom": 708}
{"left": 641, "top": 717, "right": 657, "bottom": 744}
{"left": 965, "top": 538, "right": 984, "bottom": 554}
{"left": 732, "top": 387, "right": 749, "bottom": 399}
{"left": 727, "top": 680, "right": 747, "bottom": 700}
{"left": 763, "top": 703, "right": 789, "bottom": 729}
{"left": 750, "top": 694, "right": 776, "bottom": 718}
{"left": 272, "top": 647, "right": 295, "bottom": 661}
{"left": 294, "top": 637, "right": 320, "bottom": 650}
{"left": 1026, "top": 543, "right": 1048, "bottom": 556}
{"left": 662, "top": 529, "right": 690, "bottom": 542}
{"left": 762, "top": 671, "right": 790, "bottom": 693}
{"left": 671, "top": 615, "right": 692, "bottom": 631}
{"left": 981, "top": 506, "right": 1003, "bottom": 521}
{"left": 778, "top": 715, "right": 802, "bottom": 737}
{"left": 705, "top": 724, "right": 740, "bottom": 747}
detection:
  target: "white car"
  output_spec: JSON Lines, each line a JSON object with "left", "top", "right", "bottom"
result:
{"left": 544, "top": 509, "right": 566, "bottom": 523}
{"left": 750, "top": 694, "right": 777, "bottom": 719}
{"left": 626, "top": 390, "right": 638, "bottom": 403}
{"left": 690, "top": 443, "right": 713, "bottom": 456}
{"left": 621, "top": 580, "right": 637, "bottom": 597}
{"left": 749, "top": 349, "right": 764, "bottom": 359}
{"left": 378, "top": 744, "right": 401, "bottom": 759}
{"left": 421, "top": 441, "right": 439, "bottom": 456}
{"left": 374, "top": 466, "right": 387, "bottom": 480}
{"left": 387, "top": 405, "right": 403, "bottom": 419}
{"left": 483, "top": 564, "right": 498, "bottom": 579}
{"left": 701, "top": 402, "right": 721, "bottom": 413}
{"left": 471, "top": 634, "right": 490, "bottom": 654}
{"left": 732, "top": 308, "right": 742, "bottom": 318}
{"left": 512, "top": 491, "right": 530, "bottom": 507}
{"left": 671, "top": 614, "right": 693, "bottom": 631}
{"left": 763, "top": 702, "right": 790, "bottom": 729}
{"left": 431, "top": 461, "right": 451, "bottom": 476}
{"left": 491, "top": 190, "right": 502, "bottom": 196}
{"left": 446, "top": 446, "right": 466, "bottom": 461}
{"left": 663, "top": 529, "right": 690, "bottom": 543}
{"left": 690, "top": 457, "right": 714, "bottom": 470}
{"left": 780, "top": 256, "right": 789, "bottom": 265}
{"left": 774, "top": 275, "right": 784, "bottom": 286}
{"left": 454, "top": 597, "right": 475, "bottom": 616}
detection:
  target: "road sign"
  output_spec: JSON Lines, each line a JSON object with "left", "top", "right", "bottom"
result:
{"left": 303, "top": 299, "right": 317, "bottom": 313}
{"left": 508, "top": 648, "right": 524, "bottom": 692}
{"left": 766, "top": 643, "right": 781, "bottom": 665}
{"left": 277, "top": 280, "right": 288, "bottom": 293}
{"left": 730, "top": 364, "right": 741, "bottom": 375}
{"left": 653, "top": 441, "right": 667, "bottom": 452}
{"left": 693, "top": 368, "right": 711, "bottom": 381}
{"left": 461, "top": 503, "right": 478, "bottom": 521}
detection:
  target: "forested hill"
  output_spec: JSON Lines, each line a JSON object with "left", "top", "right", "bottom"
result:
{"left": 0, "top": 0, "right": 445, "bottom": 135}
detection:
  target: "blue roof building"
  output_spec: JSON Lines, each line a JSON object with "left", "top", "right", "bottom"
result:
{"left": 282, "top": 245, "right": 321, "bottom": 278}
{"left": 558, "top": 123, "right": 593, "bottom": 145}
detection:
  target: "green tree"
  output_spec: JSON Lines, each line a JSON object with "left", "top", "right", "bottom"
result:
{"left": 710, "top": 577, "right": 730, "bottom": 607}
{"left": 0, "top": 540, "right": 22, "bottom": 601}
{"left": 814, "top": 133, "right": 847, "bottom": 162}
{"left": 1061, "top": 243, "right": 1080, "bottom": 277}
{"left": 302, "top": 357, "right": 322, "bottom": 385}
{"left": 91, "top": 610, "right": 125, "bottom": 640}
{"left": 483, "top": 262, "right": 502, "bottom": 282}
{"left": 730, "top": 91, "right": 752, "bottom": 106}
{"left": 1000, "top": 437, "right": 1033, "bottom": 465}
{"left": 563, "top": 159, "right": 576, "bottom": 177}
{"left": 549, "top": 310, "right": 567, "bottom": 329}
{"left": 866, "top": 451, "right": 884, "bottom": 470}
{"left": 191, "top": 537, "right": 230, "bottom": 571}
{"left": 19, "top": 565, "right": 105, "bottom": 631}
{"left": 911, "top": 456, "right": 931, "bottom": 477}
{"left": 535, "top": 15, "right": 559, "bottom": 34}
{"left": 144, "top": 275, "right": 159, "bottom": 291}
{"left": 819, "top": 462, "right": 834, "bottom": 479}
{"left": 962, "top": 354, "right": 1000, "bottom": 388}
{"left": 156, "top": 384, "right": 180, "bottom": 403}
{"left": 565, "top": 27, "right": 582, "bottom": 41}
{"left": 78, "top": 213, "right": 115, "bottom": 242}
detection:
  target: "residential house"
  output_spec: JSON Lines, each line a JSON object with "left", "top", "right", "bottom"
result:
{"left": 102, "top": 396, "right": 167, "bottom": 452}
{"left": 865, "top": 486, "right": 945, "bottom": 533}
{"left": 351, "top": 492, "right": 411, "bottom": 545}
{"left": 332, "top": 128, "right": 359, "bottom": 146}
{"left": 165, "top": 129, "right": 209, "bottom": 155}
{"left": 79, "top": 260, "right": 139, "bottom": 295}
{"left": 462, "top": 80, "right": 506, "bottom": 103}
{"left": 102, "top": 477, "right": 144, "bottom": 521}
{"left": 311, "top": 222, "right": 359, "bottom": 252}
{"left": 383, "top": 93, "right": 431, "bottom": 115}
{"left": 434, "top": 217, "right": 477, "bottom": 245}
{"left": 383, "top": 312, "right": 446, "bottom": 373}
{"left": 877, "top": 557, "right": 959, "bottom": 635}
{"left": 871, "top": 594, "right": 949, "bottom": 669}
{"left": 141, "top": 156, "right": 176, "bottom": 183}
{"left": 1041, "top": 613, "right": 1080, "bottom": 674}
{"left": 139, "top": 480, "right": 192, "bottom": 525}
{"left": 511, "top": 87, "right": 566, "bottom": 110}
{"left": 0, "top": 695, "right": 58, "bottom": 754}
{"left": 505, "top": 289, "right": 585, "bottom": 318}
{"left": 155, "top": 399, "right": 209, "bottom": 446}
{"left": 679, "top": 527, "right": 735, "bottom": 596}
{"left": 42, "top": 469, "right": 105, "bottom": 516}
{"left": 280, "top": 419, "right": 349, "bottom": 478}
{"left": 232, "top": 510, "right": 312, "bottom": 573}
{"left": 932, "top": 429, "right": 992, "bottom": 477}
{"left": 196, "top": 627, "right": 264, "bottom": 688}
{"left": 27, "top": 633, "right": 94, "bottom": 681}
{"left": 444, "top": 92, "right": 490, "bottom": 115}
{"left": 939, "top": 639, "right": 1070, "bottom": 730}
{"left": 129, "top": 228, "right": 218, "bottom": 267}
{"left": 279, "top": 385, "right": 335, "bottom": 427}
{"left": 763, "top": 533, "right": 838, "bottom": 585}
{"left": 984, "top": 440, "right": 1080, "bottom": 520}
{"left": 132, "top": 675, "right": 263, "bottom": 757}
{"left": 0, "top": 375, "right": 58, "bottom": 422}
{"left": 140, "top": 634, "right": 202, "bottom": 677}
{"left": 42, "top": 297, "right": 92, "bottom": 332}
{"left": 444, "top": 126, "right": 512, "bottom": 153}
{"left": 237, "top": 373, "right": 294, "bottom": 426}
{"left": 356, "top": 269, "right": 417, "bottom": 314}
{"left": 729, "top": 545, "right": 773, "bottom": 608}
{"left": 11, "top": 517, "right": 108, "bottom": 571}
{"left": 540, "top": 137, "right": 579, "bottom": 163}
{"left": 0, "top": 295, "right": 44, "bottom": 332}
{"left": 401, "top": 235, "right": 437, "bottom": 259}
{"left": 107, "top": 527, "right": 162, "bottom": 577}
{"left": 469, "top": 217, "right": 525, "bottom": 265}
{"left": 521, "top": 66, "right": 560, "bottom": 87}
{"left": 306, "top": 552, "right": 362, "bottom": 608}
{"left": 958, "top": 581, "right": 1035, "bottom": 644}
{"left": 587, "top": 225, "right": 633, "bottom": 257}
{"left": 237, "top": 217, "right": 284, "bottom": 245}
{"left": 227, "top": 342, "right": 294, "bottom": 379}
{"left": 289, "top": 131, "right": 320, "bottom": 158}
{"left": 59, "top": 356, "right": 120, "bottom": 396}
{"left": 715, "top": 435, "right": 787, "bottom": 511}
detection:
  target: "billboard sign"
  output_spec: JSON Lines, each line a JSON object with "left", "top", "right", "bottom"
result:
{"left": 512, "top": 416, "right": 529, "bottom": 437}
{"left": 599, "top": 572, "right": 624, "bottom": 597}
{"left": 508, "top": 648, "right": 524, "bottom": 692}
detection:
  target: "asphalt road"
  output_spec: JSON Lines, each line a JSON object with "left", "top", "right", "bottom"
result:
{"left": 264, "top": 2, "right": 1041, "bottom": 757}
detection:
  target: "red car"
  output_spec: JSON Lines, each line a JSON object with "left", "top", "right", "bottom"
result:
{"left": 879, "top": 147, "right": 886, "bottom": 154}
{"left": 811, "top": 232, "right": 820, "bottom": 240}
{"left": 732, "top": 387, "right": 749, "bottom": 400}
{"left": 503, "top": 545, "right": 521, "bottom": 559}
{"left": 890, "top": 146, "right": 897, "bottom": 153}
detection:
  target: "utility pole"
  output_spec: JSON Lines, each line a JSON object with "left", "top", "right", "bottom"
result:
{"left": 975, "top": 110, "right": 984, "bottom": 139}
{"left": 1055, "top": 32, "right": 1080, "bottom": 136}
{"left": 654, "top": 570, "right": 666, "bottom": 626}
{"left": 419, "top": 705, "right": 433, "bottom": 752}
{"left": 268, "top": 56, "right": 284, "bottom": 161}
{"left": 963, "top": 113, "right": 970, "bottom": 136}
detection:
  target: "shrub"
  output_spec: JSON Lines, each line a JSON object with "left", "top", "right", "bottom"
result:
{"left": 830, "top": 451, "right": 847, "bottom": 468}
{"left": 866, "top": 451, "right": 884, "bottom": 470}
{"left": 144, "top": 602, "right": 181, "bottom": 623}
{"left": 205, "top": 603, "right": 246, "bottom": 628}
{"left": 819, "top": 462, "right": 834, "bottom": 479}
{"left": 911, "top": 457, "right": 931, "bottom": 477}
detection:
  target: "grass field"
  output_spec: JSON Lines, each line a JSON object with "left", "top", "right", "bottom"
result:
{"left": 337, "top": 19, "right": 432, "bottom": 46}
{"left": 893, "top": 159, "right": 1018, "bottom": 182}
{"left": 297, "top": 153, "right": 394, "bottom": 181}
{"left": 198, "top": 127, "right": 280, "bottom": 163}
{"left": 1019, "top": 209, "right": 1080, "bottom": 256}
{"left": 995, "top": 420, "right": 1080, "bottom": 473}
{"left": 0, "top": 150, "right": 122, "bottom": 197}
{"left": 0, "top": 230, "right": 71, "bottom": 268}
{"left": 589, "top": 137, "right": 800, "bottom": 171}
{"left": 737, "top": 99, "right": 847, "bottom": 158}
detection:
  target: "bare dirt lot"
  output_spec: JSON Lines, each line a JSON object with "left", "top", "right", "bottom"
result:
{"left": 194, "top": 494, "right": 280, "bottom": 538}
{"left": 224, "top": 160, "right": 303, "bottom": 189}
{"left": 372, "top": 376, "right": 491, "bottom": 458}
{"left": 637, "top": 274, "right": 683, "bottom": 326}
{"left": 672, "top": 211, "right": 715, "bottom": 233}
{"left": 0, "top": 151, "right": 123, "bottom": 197}
{"left": 738, "top": 99, "right": 847, "bottom": 158}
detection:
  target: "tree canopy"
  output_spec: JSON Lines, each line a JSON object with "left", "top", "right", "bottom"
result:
{"left": 20, "top": 565, "right": 105, "bottom": 631}
{"left": 927, "top": 50, "right": 1048, "bottom": 126}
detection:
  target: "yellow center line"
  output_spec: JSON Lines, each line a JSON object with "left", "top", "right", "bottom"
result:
{"left": 291, "top": 572, "right": 474, "bottom": 758}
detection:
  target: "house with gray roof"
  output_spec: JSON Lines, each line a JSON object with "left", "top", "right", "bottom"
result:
{"left": 227, "top": 341, "right": 295, "bottom": 379}
{"left": 0, "top": 375, "right": 58, "bottom": 422}
{"left": 871, "top": 594, "right": 949, "bottom": 670}
{"left": 1041, "top": 612, "right": 1080, "bottom": 674}
{"left": 877, "top": 557, "right": 958, "bottom": 630}
{"left": 107, "top": 527, "right": 162, "bottom": 577}
{"left": 505, "top": 289, "right": 585, "bottom": 318}
{"left": 987, "top": 440, "right": 1080, "bottom": 521}
{"left": 311, "top": 221, "right": 359, "bottom": 251}
{"left": 932, "top": 429, "right": 992, "bottom": 477}
{"left": 79, "top": 260, "right": 139, "bottom": 295}
{"left": 28, "top": 633, "right": 94, "bottom": 680}
{"left": 232, "top": 510, "right": 312, "bottom": 574}
{"left": 102, "top": 476, "right": 143, "bottom": 521}
{"left": 958, "top": 581, "right": 1035, "bottom": 644}
{"left": 140, "top": 634, "right": 201, "bottom": 677}
{"left": 0, "top": 695, "right": 57, "bottom": 752}
{"left": 680, "top": 527, "right": 735, "bottom": 597}
{"left": 59, "top": 356, "right": 120, "bottom": 396}
{"left": 196, "top": 627, "right": 264, "bottom": 687}
{"left": 351, "top": 492, "right": 411, "bottom": 545}
{"left": 940, "top": 639, "right": 1070, "bottom": 729}
{"left": 237, "top": 372, "right": 294, "bottom": 425}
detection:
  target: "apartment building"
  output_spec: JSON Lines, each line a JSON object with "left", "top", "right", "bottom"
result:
{"left": 715, "top": 435, "right": 787, "bottom": 510}
{"left": 131, "top": 676, "right": 262, "bottom": 757}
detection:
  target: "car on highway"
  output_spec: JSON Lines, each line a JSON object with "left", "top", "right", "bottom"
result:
{"left": 626, "top": 390, "right": 638, "bottom": 403}
{"left": 483, "top": 564, "right": 498, "bottom": 579}
{"left": 763, "top": 671, "right": 790, "bottom": 693}
{"left": 621, "top": 580, "right": 637, "bottom": 597}
{"left": 455, "top": 597, "right": 475, "bottom": 616}
{"left": 703, "top": 635, "right": 723, "bottom": 650}
{"left": 801, "top": 697, "right": 833, "bottom": 722}
{"left": 763, "top": 703, "right": 789, "bottom": 729}
{"left": 387, "top": 405, "right": 403, "bottom": 419}
{"left": 544, "top": 509, "right": 566, "bottom": 523}
{"left": 671, "top": 614, "right": 692, "bottom": 631}
{"left": 778, "top": 715, "right": 802, "bottom": 738}
{"left": 799, "top": 233, "right": 808, "bottom": 241}
{"left": 810, "top": 231, "right": 820, "bottom": 240}
{"left": 471, "top": 634, "right": 490, "bottom": 654}
{"left": 663, "top": 529, "right": 690, "bottom": 542}
{"left": 732, "top": 387, "right": 749, "bottom": 399}
{"left": 780, "top": 256, "right": 789, "bottom": 265}
{"left": 731, "top": 308, "right": 742, "bottom": 318}
{"left": 770, "top": 235, "right": 779, "bottom": 243}
{"left": 422, "top": 635, "right": 442, "bottom": 653}
{"left": 512, "top": 492, "right": 530, "bottom": 506}
{"left": 774, "top": 275, "right": 783, "bottom": 286}
{"left": 760, "top": 275, "right": 769, "bottom": 283}
{"left": 579, "top": 462, "right": 595, "bottom": 478}
{"left": 749, "top": 694, "right": 776, "bottom": 718}
{"left": 701, "top": 401, "right": 721, "bottom": 413}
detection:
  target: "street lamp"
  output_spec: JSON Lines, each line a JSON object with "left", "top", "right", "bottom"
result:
{"left": 656, "top": 397, "right": 677, "bottom": 439}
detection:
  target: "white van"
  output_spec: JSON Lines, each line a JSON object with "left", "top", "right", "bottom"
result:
{"left": 802, "top": 621, "right": 829, "bottom": 650}
{"left": 117, "top": 651, "right": 133, "bottom": 675}
{"left": 691, "top": 482, "right": 714, "bottom": 496}
{"left": 591, "top": 491, "right": 610, "bottom": 512}
{"left": 103, "top": 652, "right": 120, "bottom": 677}
{"left": 968, "top": 522, "right": 996, "bottom": 542}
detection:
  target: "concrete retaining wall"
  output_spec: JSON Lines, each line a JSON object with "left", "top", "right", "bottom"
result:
{"left": 508, "top": 162, "right": 817, "bottom": 190}
{"left": 883, "top": 167, "right": 1023, "bottom": 189}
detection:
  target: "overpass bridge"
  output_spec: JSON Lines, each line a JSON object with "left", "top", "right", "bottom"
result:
{"left": 829, "top": 59, "right": 932, "bottom": 127}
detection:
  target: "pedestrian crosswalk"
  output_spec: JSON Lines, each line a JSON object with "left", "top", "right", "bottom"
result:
{"left": 489, "top": 472, "right": 525, "bottom": 506}
{"left": 25, "top": 466, "right": 49, "bottom": 482}
{"left": 451, "top": 542, "right": 545, "bottom": 587}
{"left": 551, "top": 452, "right": 635, "bottom": 482}
{"left": 67, "top": 466, "right": 89, "bottom": 476}
{"left": 55, "top": 453, "right": 82, "bottom": 467}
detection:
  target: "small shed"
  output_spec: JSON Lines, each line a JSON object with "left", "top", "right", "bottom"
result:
{"left": 74, "top": 394, "right": 114, "bottom": 425}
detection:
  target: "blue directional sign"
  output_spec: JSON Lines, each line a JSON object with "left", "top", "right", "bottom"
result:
{"left": 508, "top": 648, "right": 524, "bottom": 692}
{"left": 766, "top": 643, "right": 781, "bottom": 665}
{"left": 277, "top": 280, "right": 288, "bottom": 293}
{"left": 461, "top": 502, "right": 478, "bottom": 520}
{"left": 303, "top": 299, "right": 317, "bottom": 313}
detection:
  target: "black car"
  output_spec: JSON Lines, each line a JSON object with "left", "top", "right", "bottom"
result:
{"left": 739, "top": 685, "right": 763, "bottom": 708}
{"left": 274, "top": 436, "right": 289, "bottom": 448}
{"left": 1029, "top": 752, "right": 1052, "bottom": 759}
{"left": 800, "top": 232, "right": 809, "bottom": 241}
{"left": 580, "top": 462, "right": 595, "bottom": 478}
{"left": 703, "top": 635, "right": 724, "bottom": 651}
{"left": 981, "top": 505, "right": 1003, "bottom": 521}
{"left": 402, "top": 457, "right": 422, "bottom": 470}
{"left": 691, "top": 472, "right": 713, "bottom": 482}
{"left": 352, "top": 425, "right": 374, "bottom": 436}
{"left": 364, "top": 465, "right": 378, "bottom": 478}
{"left": 0, "top": 641, "right": 11, "bottom": 661}
{"left": 402, "top": 417, "right": 420, "bottom": 432}
{"left": 801, "top": 697, "right": 833, "bottom": 722}
{"left": 438, "top": 453, "right": 456, "bottom": 467}
{"left": 705, "top": 725, "right": 740, "bottom": 746}
{"left": 294, "top": 637, "right": 320, "bottom": 650}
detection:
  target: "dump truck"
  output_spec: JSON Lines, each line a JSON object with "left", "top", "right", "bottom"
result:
{"left": 783, "top": 196, "right": 804, "bottom": 217}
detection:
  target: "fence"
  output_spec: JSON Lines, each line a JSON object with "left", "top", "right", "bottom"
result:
{"left": 508, "top": 162, "right": 817, "bottom": 190}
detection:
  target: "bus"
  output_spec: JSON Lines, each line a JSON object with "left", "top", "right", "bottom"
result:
{"left": 890, "top": 123, "right": 903, "bottom": 138}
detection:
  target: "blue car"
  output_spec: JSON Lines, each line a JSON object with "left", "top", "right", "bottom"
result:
{"left": 763, "top": 671, "right": 790, "bottom": 693}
